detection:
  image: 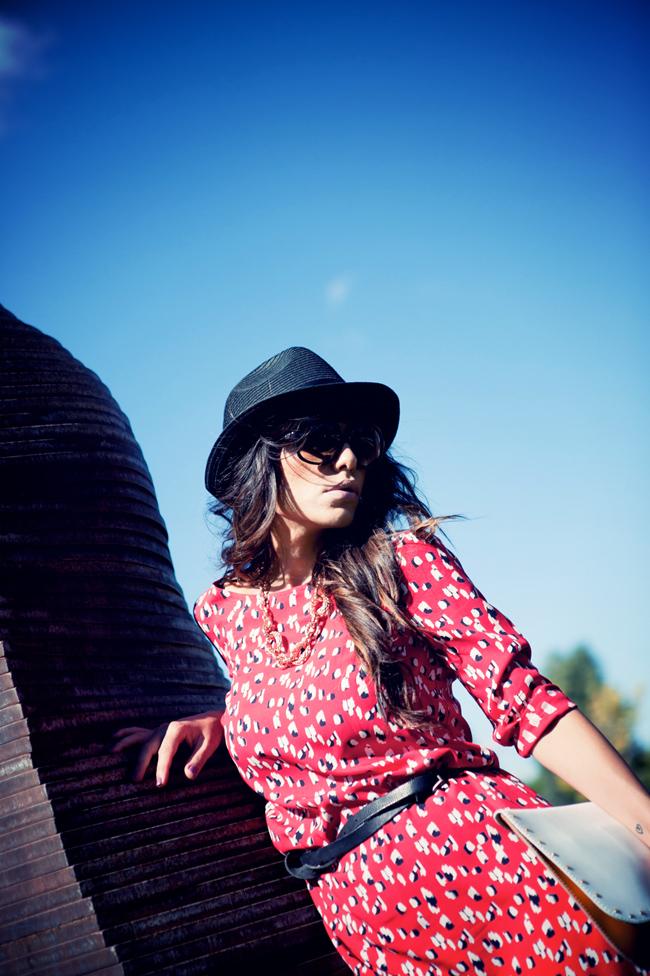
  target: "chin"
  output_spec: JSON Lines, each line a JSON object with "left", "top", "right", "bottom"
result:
{"left": 322, "top": 510, "right": 357, "bottom": 529}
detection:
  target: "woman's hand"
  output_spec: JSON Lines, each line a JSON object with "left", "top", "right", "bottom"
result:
{"left": 111, "top": 710, "right": 225, "bottom": 786}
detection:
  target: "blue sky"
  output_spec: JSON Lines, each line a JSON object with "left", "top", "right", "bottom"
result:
{"left": 1, "top": 1, "right": 648, "bottom": 776}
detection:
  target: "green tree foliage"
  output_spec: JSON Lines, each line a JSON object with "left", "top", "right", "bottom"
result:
{"left": 528, "top": 643, "right": 649, "bottom": 803}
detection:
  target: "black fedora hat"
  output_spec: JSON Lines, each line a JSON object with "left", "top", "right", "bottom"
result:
{"left": 205, "top": 346, "right": 400, "bottom": 499}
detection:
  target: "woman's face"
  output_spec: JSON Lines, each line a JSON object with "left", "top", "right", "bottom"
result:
{"left": 274, "top": 420, "right": 376, "bottom": 534}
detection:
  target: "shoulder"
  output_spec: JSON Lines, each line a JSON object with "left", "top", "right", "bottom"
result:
{"left": 390, "top": 530, "right": 469, "bottom": 586}
{"left": 192, "top": 581, "right": 230, "bottom": 625}
{"left": 391, "top": 529, "right": 456, "bottom": 564}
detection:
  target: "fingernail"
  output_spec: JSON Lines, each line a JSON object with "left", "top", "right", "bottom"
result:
{"left": 187, "top": 765, "right": 196, "bottom": 777}
{"left": 156, "top": 777, "right": 163, "bottom": 787}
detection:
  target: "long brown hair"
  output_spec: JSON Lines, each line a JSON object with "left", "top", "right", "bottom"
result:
{"left": 208, "top": 419, "right": 465, "bottom": 728}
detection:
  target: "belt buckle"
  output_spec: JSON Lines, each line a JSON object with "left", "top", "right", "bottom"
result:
{"left": 415, "top": 772, "right": 445, "bottom": 804}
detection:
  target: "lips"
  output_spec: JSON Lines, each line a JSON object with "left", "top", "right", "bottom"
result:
{"left": 325, "top": 483, "right": 359, "bottom": 496}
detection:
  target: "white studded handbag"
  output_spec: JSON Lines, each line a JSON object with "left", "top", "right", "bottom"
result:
{"left": 496, "top": 802, "right": 650, "bottom": 968}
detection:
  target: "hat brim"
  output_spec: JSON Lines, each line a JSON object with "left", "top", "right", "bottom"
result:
{"left": 205, "top": 381, "right": 400, "bottom": 499}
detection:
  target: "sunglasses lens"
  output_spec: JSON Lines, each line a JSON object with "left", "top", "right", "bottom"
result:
{"left": 291, "top": 422, "right": 383, "bottom": 465}
{"left": 351, "top": 428, "right": 383, "bottom": 465}
{"left": 298, "top": 423, "right": 341, "bottom": 463}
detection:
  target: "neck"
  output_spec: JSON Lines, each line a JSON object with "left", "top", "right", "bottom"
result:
{"left": 270, "top": 517, "right": 321, "bottom": 587}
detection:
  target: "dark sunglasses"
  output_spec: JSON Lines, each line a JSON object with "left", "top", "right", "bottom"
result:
{"left": 276, "top": 419, "right": 385, "bottom": 467}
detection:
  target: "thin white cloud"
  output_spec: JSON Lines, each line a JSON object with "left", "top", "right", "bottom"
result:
{"left": 0, "top": 17, "right": 45, "bottom": 78}
{"left": 0, "top": 16, "right": 51, "bottom": 135}
{"left": 325, "top": 273, "right": 354, "bottom": 307}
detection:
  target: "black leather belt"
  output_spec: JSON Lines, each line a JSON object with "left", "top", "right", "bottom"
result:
{"left": 284, "top": 767, "right": 449, "bottom": 881}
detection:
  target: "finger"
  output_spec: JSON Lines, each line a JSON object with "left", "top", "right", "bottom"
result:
{"left": 131, "top": 728, "right": 166, "bottom": 783}
{"left": 112, "top": 726, "right": 152, "bottom": 738}
{"left": 156, "top": 723, "right": 188, "bottom": 787}
{"left": 112, "top": 732, "right": 151, "bottom": 753}
{"left": 184, "top": 734, "right": 220, "bottom": 779}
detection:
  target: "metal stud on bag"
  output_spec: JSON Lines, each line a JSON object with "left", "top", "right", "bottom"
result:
{"left": 495, "top": 803, "right": 650, "bottom": 967}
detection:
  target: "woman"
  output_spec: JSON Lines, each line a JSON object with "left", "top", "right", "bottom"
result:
{"left": 114, "top": 346, "right": 650, "bottom": 976}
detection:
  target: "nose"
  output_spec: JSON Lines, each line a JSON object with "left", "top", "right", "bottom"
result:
{"left": 333, "top": 443, "right": 358, "bottom": 472}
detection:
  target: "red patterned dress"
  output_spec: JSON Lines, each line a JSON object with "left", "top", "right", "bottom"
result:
{"left": 193, "top": 532, "right": 644, "bottom": 975}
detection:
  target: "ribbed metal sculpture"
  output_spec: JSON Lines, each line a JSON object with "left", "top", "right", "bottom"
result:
{"left": 0, "top": 305, "right": 345, "bottom": 975}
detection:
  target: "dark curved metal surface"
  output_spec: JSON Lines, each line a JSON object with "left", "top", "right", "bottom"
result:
{"left": 0, "top": 305, "right": 345, "bottom": 975}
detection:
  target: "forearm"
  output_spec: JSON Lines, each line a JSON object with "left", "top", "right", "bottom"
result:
{"left": 531, "top": 706, "right": 650, "bottom": 847}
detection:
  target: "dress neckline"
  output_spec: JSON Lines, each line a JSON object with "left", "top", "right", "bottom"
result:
{"left": 220, "top": 580, "right": 311, "bottom": 598}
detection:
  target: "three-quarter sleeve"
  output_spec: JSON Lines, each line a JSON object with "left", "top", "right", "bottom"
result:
{"left": 395, "top": 533, "right": 577, "bottom": 757}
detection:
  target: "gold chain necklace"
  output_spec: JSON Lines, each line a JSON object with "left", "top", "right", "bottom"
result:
{"left": 259, "top": 582, "right": 331, "bottom": 667}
